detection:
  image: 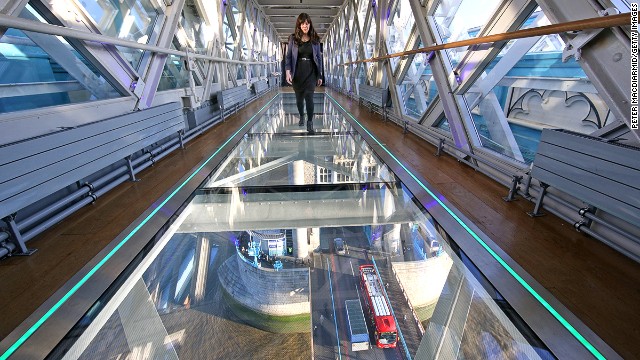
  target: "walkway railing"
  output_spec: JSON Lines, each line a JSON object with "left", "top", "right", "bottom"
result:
{"left": 342, "top": 13, "right": 630, "bottom": 65}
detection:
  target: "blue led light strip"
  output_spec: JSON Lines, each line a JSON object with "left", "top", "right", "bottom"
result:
{"left": 0, "top": 94, "right": 279, "bottom": 360}
{"left": 326, "top": 93, "right": 605, "bottom": 360}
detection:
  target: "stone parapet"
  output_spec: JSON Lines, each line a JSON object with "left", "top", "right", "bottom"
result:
{"left": 392, "top": 254, "right": 453, "bottom": 308}
{"left": 218, "top": 254, "right": 310, "bottom": 316}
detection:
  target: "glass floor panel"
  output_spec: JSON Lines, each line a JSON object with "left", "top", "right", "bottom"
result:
{"left": 204, "top": 100, "right": 395, "bottom": 187}
{"left": 45, "top": 93, "right": 556, "bottom": 360}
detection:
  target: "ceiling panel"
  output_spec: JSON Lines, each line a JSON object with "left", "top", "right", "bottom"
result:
{"left": 256, "top": 0, "right": 343, "bottom": 42}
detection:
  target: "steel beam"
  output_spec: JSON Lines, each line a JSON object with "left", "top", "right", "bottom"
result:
{"left": 0, "top": 81, "right": 84, "bottom": 98}
{"left": 258, "top": 0, "right": 343, "bottom": 5}
{"left": 0, "top": 0, "right": 27, "bottom": 38}
{"left": 0, "top": 14, "right": 272, "bottom": 65}
{"left": 263, "top": 8, "right": 339, "bottom": 17}
{"left": 535, "top": 0, "right": 637, "bottom": 141}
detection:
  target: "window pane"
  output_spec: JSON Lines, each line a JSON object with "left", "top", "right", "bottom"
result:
{"left": 81, "top": 0, "right": 159, "bottom": 70}
{"left": 357, "top": 64, "right": 366, "bottom": 86}
{"left": 461, "top": 7, "right": 614, "bottom": 164}
{"left": 358, "top": 0, "right": 370, "bottom": 34}
{"left": 400, "top": 39, "right": 438, "bottom": 120}
{"left": 177, "top": 0, "right": 209, "bottom": 76}
{"left": 432, "top": 0, "right": 501, "bottom": 67}
{"left": 0, "top": 24, "right": 122, "bottom": 113}
{"left": 158, "top": 41, "right": 201, "bottom": 91}
{"left": 387, "top": 0, "right": 415, "bottom": 70}
{"left": 179, "top": 1, "right": 208, "bottom": 51}
{"left": 223, "top": 17, "right": 234, "bottom": 59}
{"left": 435, "top": 117, "right": 451, "bottom": 133}
{"left": 365, "top": 6, "right": 377, "bottom": 58}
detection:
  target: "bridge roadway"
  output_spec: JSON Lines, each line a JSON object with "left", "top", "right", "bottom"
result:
{"left": 310, "top": 226, "right": 421, "bottom": 360}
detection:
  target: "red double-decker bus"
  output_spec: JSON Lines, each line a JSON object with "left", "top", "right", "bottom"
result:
{"left": 359, "top": 264, "right": 398, "bottom": 348}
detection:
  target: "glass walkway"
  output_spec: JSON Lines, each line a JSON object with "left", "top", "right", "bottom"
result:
{"left": 2, "top": 92, "right": 610, "bottom": 359}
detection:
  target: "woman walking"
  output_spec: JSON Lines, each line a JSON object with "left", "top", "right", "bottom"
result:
{"left": 285, "top": 13, "right": 323, "bottom": 134}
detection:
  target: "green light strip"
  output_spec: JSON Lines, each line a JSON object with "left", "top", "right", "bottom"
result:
{"left": 326, "top": 93, "right": 605, "bottom": 360}
{"left": 0, "top": 95, "right": 279, "bottom": 360}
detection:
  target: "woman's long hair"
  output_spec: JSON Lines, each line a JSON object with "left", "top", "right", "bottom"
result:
{"left": 293, "top": 13, "right": 320, "bottom": 45}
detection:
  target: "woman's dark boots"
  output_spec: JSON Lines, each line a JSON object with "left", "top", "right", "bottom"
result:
{"left": 307, "top": 119, "right": 315, "bottom": 134}
{"left": 298, "top": 114, "right": 304, "bottom": 126}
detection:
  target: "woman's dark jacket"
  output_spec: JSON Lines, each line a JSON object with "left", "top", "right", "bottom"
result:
{"left": 285, "top": 34, "right": 323, "bottom": 81}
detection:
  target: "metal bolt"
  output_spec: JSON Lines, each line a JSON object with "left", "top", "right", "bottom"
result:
{"left": 612, "top": 52, "right": 623, "bottom": 62}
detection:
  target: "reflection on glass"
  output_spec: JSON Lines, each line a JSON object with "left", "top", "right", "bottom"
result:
{"left": 461, "top": 8, "right": 613, "bottom": 164}
{"left": 204, "top": 99, "right": 393, "bottom": 187}
{"left": 80, "top": 0, "right": 159, "bottom": 69}
{"left": 0, "top": 23, "right": 122, "bottom": 113}
{"left": 432, "top": 0, "right": 501, "bottom": 67}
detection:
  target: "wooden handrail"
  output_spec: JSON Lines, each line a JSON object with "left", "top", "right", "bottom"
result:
{"left": 343, "top": 12, "right": 630, "bottom": 65}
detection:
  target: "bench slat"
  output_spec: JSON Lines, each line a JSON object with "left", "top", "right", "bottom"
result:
{"left": 359, "top": 84, "right": 386, "bottom": 107}
{"left": 0, "top": 115, "right": 183, "bottom": 190}
{"left": 533, "top": 154, "right": 640, "bottom": 209}
{"left": 0, "top": 108, "right": 183, "bottom": 183}
{"left": 531, "top": 129, "right": 640, "bottom": 225}
{"left": 535, "top": 141, "right": 640, "bottom": 188}
{"left": 0, "top": 122, "right": 184, "bottom": 218}
{"left": 0, "top": 103, "right": 184, "bottom": 219}
{"left": 532, "top": 165, "right": 640, "bottom": 225}
{"left": 540, "top": 129, "right": 640, "bottom": 170}
{"left": 252, "top": 80, "right": 268, "bottom": 94}
{"left": 0, "top": 103, "right": 182, "bottom": 165}
{"left": 218, "top": 85, "right": 251, "bottom": 109}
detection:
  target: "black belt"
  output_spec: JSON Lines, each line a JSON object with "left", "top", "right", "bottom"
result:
{"left": 299, "top": 57, "right": 312, "bottom": 61}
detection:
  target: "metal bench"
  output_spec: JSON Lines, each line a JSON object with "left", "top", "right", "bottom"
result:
{"left": 252, "top": 79, "right": 269, "bottom": 96}
{"left": 217, "top": 85, "right": 251, "bottom": 119}
{"left": 529, "top": 129, "right": 640, "bottom": 227}
{"left": 359, "top": 84, "right": 388, "bottom": 121}
{"left": 0, "top": 102, "right": 185, "bottom": 254}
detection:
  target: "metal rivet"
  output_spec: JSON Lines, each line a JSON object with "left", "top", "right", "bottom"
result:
{"left": 612, "top": 52, "right": 623, "bottom": 62}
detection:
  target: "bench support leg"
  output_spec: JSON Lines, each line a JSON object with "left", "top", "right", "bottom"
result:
{"left": 521, "top": 170, "right": 533, "bottom": 199}
{"left": 435, "top": 138, "right": 445, "bottom": 156}
{"left": 528, "top": 183, "right": 548, "bottom": 217}
{"left": 3, "top": 214, "right": 37, "bottom": 256}
{"left": 503, "top": 175, "right": 523, "bottom": 202}
{"left": 403, "top": 121, "right": 408, "bottom": 134}
{"left": 178, "top": 130, "right": 185, "bottom": 149}
{"left": 125, "top": 155, "right": 139, "bottom": 182}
